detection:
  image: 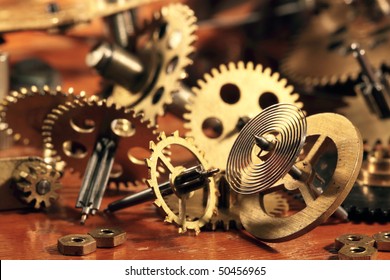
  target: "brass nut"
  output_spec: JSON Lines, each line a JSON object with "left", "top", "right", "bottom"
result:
{"left": 58, "top": 234, "right": 96, "bottom": 256}
{"left": 338, "top": 244, "right": 378, "bottom": 260}
{"left": 373, "top": 231, "right": 390, "bottom": 251}
{"left": 88, "top": 227, "right": 127, "bottom": 248}
{"left": 335, "top": 233, "right": 375, "bottom": 250}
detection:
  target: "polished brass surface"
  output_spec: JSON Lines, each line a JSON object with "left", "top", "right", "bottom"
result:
{"left": 42, "top": 98, "right": 157, "bottom": 186}
{"left": 0, "top": 86, "right": 84, "bottom": 147}
{"left": 110, "top": 3, "right": 197, "bottom": 125}
{"left": 338, "top": 244, "right": 378, "bottom": 260}
{"left": 146, "top": 131, "right": 217, "bottom": 234}
{"left": 0, "top": 156, "right": 61, "bottom": 210}
{"left": 373, "top": 231, "right": 390, "bottom": 251}
{"left": 185, "top": 62, "right": 302, "bottom": 172}
{"left": 0, "top": 0, "right": 161, "bottom": 32}
{"left": 281, "top": 1, "right": 390, "bottom": 86}
{"left": 358, "top": 147, "right": 390, "bottom": 187}
{"left": 88, "top": 227, "right": 127, "bottom": 248}
{"left": 57, "top": 234, "right": 97, "bottom": 256}
{"left": 335, "top": 233, "right": 375, "bottom": 250}
{"left": 238, "top": 113, "right": 363, "bottom": 242}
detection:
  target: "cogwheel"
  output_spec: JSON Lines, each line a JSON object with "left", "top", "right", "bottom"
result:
{"left": 336, "top": 95, "right": 390, "bottom": 144}
{"left": 42, "top": 98, "right": 158, "bottom": 186}
{"left": 110, "top": 3, "right": 197, "bottom": 125}
{"left": 12, "top": 157, "right": 61, "bottom": 209}
{"left": 146, "top": 131, "right": 218, "bottom": 234}
{"left": 185, "top": 61, "right": 302, "bottom": 171}
{"left": 280, "top": 3, "right": 390, "bottom": 87}
{"left": 0, "top": 85, "right": 85, "bottom": 147}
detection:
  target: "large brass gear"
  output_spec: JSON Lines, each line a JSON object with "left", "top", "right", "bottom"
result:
{"left": 337, "top": 95, "right": 390, "bottom": 144}
{"left": 184, "top": 61, "right": 302, "bottom": 171}
{"left": 42, "top": 98, "right": 157, "bottom": 186}
{"left": 281, "top": 2, "right": 390, "bottom": 86}
{"left": 110, "top": 3, "right": 197, "bottom": 125}
{"left": 12, "top": 157, "right": 61, "bottom": 209}
{"left": 146, "top": 131, "right": 218, "bottom": 234}
{"left": 0, "top": 86, "right": 84, "bottom": 147}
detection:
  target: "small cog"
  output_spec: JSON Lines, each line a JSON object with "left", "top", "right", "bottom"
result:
{"left": 0, "top": 85, "right": 85, "bottom": 147}
{"left": 185, "top": 61, "right": 302, "bottom": 171}
{"left": 146, "top": 131, "right": 218, "bottom": 234}
{"left": 110, "top": 3, "right": 197, "bottom": 125}
{"left": 12, "top": 158, "right": 62, "bottom": 209}
{"left": 42, "top": 98, "right": 158, "bottom": 186}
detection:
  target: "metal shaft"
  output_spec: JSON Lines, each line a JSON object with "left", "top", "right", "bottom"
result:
{"left": 105, "top": 166, "right": 219, "bottom": 213}
{"left": 0, "top": 52, "right": 9, "bottom": 99}
{"left": 77, "top": 138, "right": 117, "bottom": 224}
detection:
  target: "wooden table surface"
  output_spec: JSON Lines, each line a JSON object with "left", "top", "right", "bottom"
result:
{"left": 1, "top": 6, "right": 390, "bottom": 261}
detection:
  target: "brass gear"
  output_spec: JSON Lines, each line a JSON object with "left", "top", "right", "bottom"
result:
{"left": 42, "top": 98, "right": 158, "bottom": 186}
{"left": 12, "top": 157, "right": 61, "bottom": 209}
{"left": 337, "top": 95, "right": 390, "bottom": 144}
{"left": 146, "top": 131, "right": 218, "bottom": 234}
{"left": 110, "top": 3, "right": 197, "bottom": 125}
{"left": 0, "top": 85, "right": 85, "bottom": 147}
{"left": 281, "top": 2, "right": 390, "bottom": 86}
{"left": 185, "top": 61, "right": 302, "bottom": 171}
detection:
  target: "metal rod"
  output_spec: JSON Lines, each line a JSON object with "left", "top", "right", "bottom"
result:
{"left": 0, "top": 52, "right": 9, "bottom": 99}
{"left": 77, "top": 138, "right": 116, "bottom": 224}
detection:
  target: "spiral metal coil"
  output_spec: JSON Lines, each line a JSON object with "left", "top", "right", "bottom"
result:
{"left": 226, "top": 103, "right": 306, "bottom": 194}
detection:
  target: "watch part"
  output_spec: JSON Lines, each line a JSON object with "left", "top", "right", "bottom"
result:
{"left": 338, "top": 244, "right": 377, "bottom": 260}
{"left": 237, "top": 112, "right": 363, "bottom": 242}
{"left": 373, "top": 231, "right": 390, "bottom": 251}
{"left": 281, "top": 2, "right": 390, "bottom": 86}
{"left": 146, "top": 131, "right": 218, "bottom": 234}
{"left": 335, "top": 233, "right": 375, "bottom": 250}
{"left": 57, "top": 234, "right": 96, "bottom": 256}
{"left": 42, "top": 98, "right": 157, "bottom": 186}
{"left": 110, "top": 3, "right": 197, "bottom": 125}
{"left": 185, "top": 61, "right": 302, "bottom": 171}
{"left": 0, "top": 85, "right": 84, "bottom": 147}
{"left": 88, "top": 227, "right": 126, "bottom": 248}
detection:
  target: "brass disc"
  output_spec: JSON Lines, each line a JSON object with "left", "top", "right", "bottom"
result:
{"left": 239, "top": 113, "right": 363, "bottom": 242}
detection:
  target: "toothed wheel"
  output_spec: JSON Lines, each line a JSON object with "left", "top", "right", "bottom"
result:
{"left": 12, "top": 158, "right": 61, "bottom": 209}
{"left": 185, "top": 61, "right": 302, "bottom": 171}
{"left": 0, "top": 86, "right": 85, "bottom": 147}
{"left": 110, "top": 3, "right": 197, "bottom": 125}
{"left": 280, "top": 3, "right": 390, "bottom": 87}
{"left": 42, "top": 98, "right": 158, "bottom": 186}
{"left": 146, "top": 131, "right": 217, "bottom": 234}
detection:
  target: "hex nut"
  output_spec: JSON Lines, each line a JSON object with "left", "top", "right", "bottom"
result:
{"left": 58, "top": 234, "right": 97, "bottom": 256}
{"left": 338, "top": 244, "right": 378, "bottom": 260}
{"left": 335, "top": 233, "right": 375, "bottom": 250}
{"left": 88, "top": 227, "right": 127, "bottom": 248}
{"left": 373, "top": 231, "right": 390, "bottom": 251}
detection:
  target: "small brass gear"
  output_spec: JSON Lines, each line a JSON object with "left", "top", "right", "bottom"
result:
{"left": 0, "top": 85, "right": 85, "bottom": 147}
{"left": 42, "top": 98, "right": 158, "bottom": 186}
{"left": 110, "top": 3, "right": 197, "bottom": 125}
{"left": 146, "top": 131, "right": 218, "bottom": 234}
{"left": 12, "top": 157, "right": 62, "bottom": 209}
{"left": 185, "top": 61, "right": 302, "bottom": 171}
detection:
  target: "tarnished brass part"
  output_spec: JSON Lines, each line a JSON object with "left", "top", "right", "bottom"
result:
{"left": 335, "top": 233, "right": 375, "bottom": 250}
{"left": 42, "top": 98, "right": 157, "bottom": 186}
{"left": 0, "top": 0, "right": 160, "bottom": 33}
{"left": 338, "top": 244, "right": 378, "bottom": 260}
{"left": 146, "top": 131, "right": 217, "bottom": 234}
{"left": 281, "top": 2, "right": 390, "bottom": 86}
{"left": 239, "top": 113, "right": 363, "bottom": 242}
{"left": 373, "top": 231, "right": 390, "bottom": 251}
{"left": 0, "top": 86, "right": 85, "bottom": 147}
{"left": 185, "top": 61, "right": 302, "bottom": 172}
{"left": 110, "top": 3, "right": 197, "bottom": 125}
{"left": 57, "top": 234, "right": 96, "bottom": 256}
{"left": 0, "top": 157, "right": 61, "bottom": 210}
{"left": 88, "top": 227, "right": 127, "bottom": 248}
